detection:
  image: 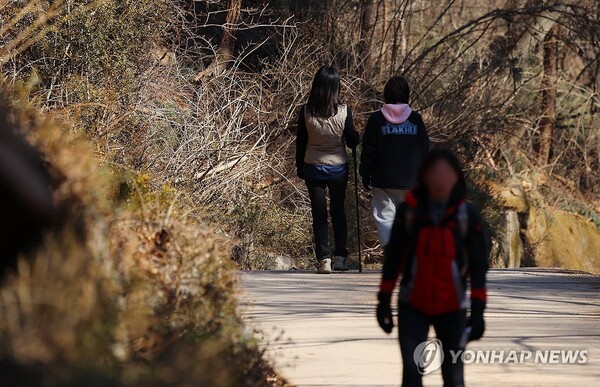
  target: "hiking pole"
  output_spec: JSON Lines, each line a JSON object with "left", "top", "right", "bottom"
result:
{"left": 352, "top": 148, "right": 363, "bottom": 273}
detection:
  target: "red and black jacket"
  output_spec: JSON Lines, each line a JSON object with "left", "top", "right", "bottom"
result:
{"left": 379, "top": 190, "right": 488, "bottom": 316}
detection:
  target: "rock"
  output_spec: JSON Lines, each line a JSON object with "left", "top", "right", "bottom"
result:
{"left": 494, "top": 178, "right": 600, "bottom": 274}
{"left": 264, "top": 254, "right": 295, "bottom": 271}
{"left": 525, "top": 207, "right": 600, "bottom": 275}
{"left": 274, "top": 255, "right": 295, "bottom": 271}
{"left": 499, "top": 184, "right": 529, "bottom": 213}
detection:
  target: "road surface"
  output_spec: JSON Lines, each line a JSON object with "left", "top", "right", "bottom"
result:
{"left": 240, "top": 268, "right": 600, "bottom": 386}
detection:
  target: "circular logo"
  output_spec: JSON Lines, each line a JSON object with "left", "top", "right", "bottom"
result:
{"left": 413, "top": 339, "right": 444, "bottom": 375}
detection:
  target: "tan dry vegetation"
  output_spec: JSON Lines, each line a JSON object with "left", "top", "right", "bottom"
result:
{"left": 0, "top": 83, "right": 288, "bottom": 385}
{"left": 2, "top": 1, "right": 600, "bottom": 266}
{"left": 1, "top": 0, "right": 600, "bottom": 382}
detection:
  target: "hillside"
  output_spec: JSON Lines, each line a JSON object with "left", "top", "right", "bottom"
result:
{"left": 1, "top": 0, "right": 600, "bottom": 385}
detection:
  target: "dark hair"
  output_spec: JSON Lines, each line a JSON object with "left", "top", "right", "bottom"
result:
{"left": 306, "top": 66, "right": 341, "bottom": 118}
{"left": 384, "top": 76, "right": 410, "bottom": 104}
{"left": 415, "top": 148, "right": 467, "bottom": 202}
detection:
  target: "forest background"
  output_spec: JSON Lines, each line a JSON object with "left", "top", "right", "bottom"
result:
{"left": 1, "top": 0, "right": 600, "bottom": 385}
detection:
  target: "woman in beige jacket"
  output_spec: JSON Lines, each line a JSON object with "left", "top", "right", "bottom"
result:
{"left": 296, "top": 66, "right": 360, "bottom": 273}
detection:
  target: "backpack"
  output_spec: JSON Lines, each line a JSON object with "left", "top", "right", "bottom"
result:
{"left": 405, "top": 201, "right": 470, "bottom": 275}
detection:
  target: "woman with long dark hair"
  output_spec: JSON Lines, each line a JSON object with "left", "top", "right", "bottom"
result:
{"left": 296, "top": 66, "right": 360, "bottom": 273}
{"left": 376, "top": 148, "right": 488, "bottom": 386}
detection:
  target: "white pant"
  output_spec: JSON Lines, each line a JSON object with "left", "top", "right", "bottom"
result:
{"left": 371, "top": 187, "right": 406, "bottom": 247}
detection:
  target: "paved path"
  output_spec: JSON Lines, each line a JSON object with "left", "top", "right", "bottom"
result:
{"left": 240, "top": 268, "right": 600, "bottom": 386}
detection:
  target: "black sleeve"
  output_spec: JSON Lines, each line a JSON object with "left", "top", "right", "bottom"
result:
{"left": 343, "top": 107, "right": 360, "bottom": 149}
{"left": 415, "top": 113, "right": 430, "bottom": 159}
{"left": 359, "top": 114, "right": 378, "bottom": 179}
{"left": 466, "top": 205, "right": 488, "bottom": 304}
{"left": 296, "top": 105, "right": 308, "bottom": 175}
{"left": 380, "top": 204, "right": 408, "bottom": 294}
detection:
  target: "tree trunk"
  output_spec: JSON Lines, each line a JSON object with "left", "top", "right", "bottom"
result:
{"left": 325, "top": 0, "right": 334, "bottom": 49}
{"left": 358, "top": 0, "right": 375, "bottom": 79}
{"left": 195, "top": 0, "right": 241, "bottom": 80}
{"left": 538, "top": 24, "right": 559, "bottom": 165}
{"left": 512, "top": 5, "right": 562, "bottom": 57}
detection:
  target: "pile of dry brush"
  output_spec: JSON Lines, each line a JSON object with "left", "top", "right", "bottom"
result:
{"left": 2, "top": 0, "right": 600, "bottom": 287}
{"left": 0, "top": 1, "right": 295, "bottom": 385}
{"left": 0, "top": 82, "right": 288, "bottom": 385}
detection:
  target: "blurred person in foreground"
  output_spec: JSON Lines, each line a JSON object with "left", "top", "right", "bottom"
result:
{"left": 0, "top": 101, "right": 54, "bottom": 278}
{"left": 376, "top": 148, "right": 488, "bottom": 387}
{"left": 360, "top": 76, "right": 429, "bottom": 248}
{"left": 296, "top": 66, "right": 360, "bottom": 273}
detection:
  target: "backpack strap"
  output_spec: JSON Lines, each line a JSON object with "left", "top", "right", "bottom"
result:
{"left": 457, "top": 201, "right": 469, "bottom": 240}
{"left": 405, "top": 206, "right": 416, "bottom": 235}
{"left": 457, "top": 201, "right": 470, "bottom": 276}
{"left": 404, "top": 191, "right": 419, "bottom": 235}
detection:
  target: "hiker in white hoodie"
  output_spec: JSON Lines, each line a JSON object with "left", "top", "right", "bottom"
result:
{"left": 359, "top": 76, "right": 429, "bottom": 247}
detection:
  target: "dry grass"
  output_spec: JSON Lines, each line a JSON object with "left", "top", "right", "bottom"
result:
{"left": 2, "top": 8, "right": 600, "bottom": 376}
{"left": 0, "top": 82, "right": 287, "bottom": 386}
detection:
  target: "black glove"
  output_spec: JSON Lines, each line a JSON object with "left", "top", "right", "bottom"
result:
{"left": 297, "top": 168, "right": 305, "bottom": 180}
{"left": 362, "top": 176, "right": 371, "bottom": 191}
{"left": 468, "top": 299, "right": 485, "bottom": 342}
{"left": 376, "top": 292, "right": 393, "bottom": 334}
